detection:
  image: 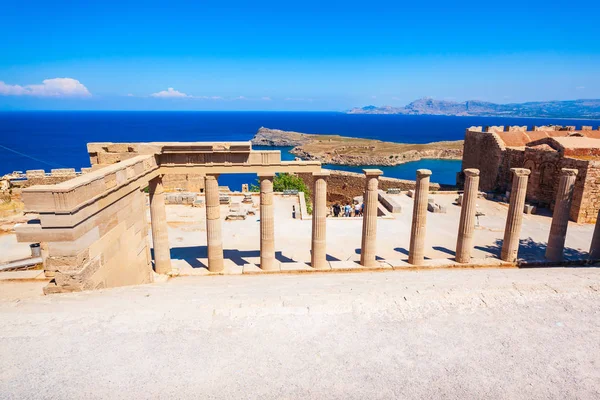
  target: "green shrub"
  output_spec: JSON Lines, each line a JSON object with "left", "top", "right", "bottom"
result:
{"left": 249, "top": 173, "right": 312, "bottom": 213}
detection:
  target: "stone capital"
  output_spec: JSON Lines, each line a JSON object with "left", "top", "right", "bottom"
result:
{"left": 560, "top": 168, "right": 578, "bottom": 177}
{"left": 416, "top": 169, "right": 432, "bottom": 178}
{"left": 313, "top": 169, "right": 331, "bottom": 178}
{"left": 257, "top": 172, "right": 276, "bottom": 180}
{"left": 205, "top": 174, "right": 220, "bottom": 180}
{"left": 463, "top": 168, "right": 480, "bottom": 177}
{"left": 510, "top": 168, "right": 531, "bottom": 177}
{"left": 363, "top": 169, "right": 383, "bottom": 177}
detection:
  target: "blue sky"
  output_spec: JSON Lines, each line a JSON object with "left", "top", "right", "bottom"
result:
{"left": 1, "top": 0, "right": 599, "bottom": 111}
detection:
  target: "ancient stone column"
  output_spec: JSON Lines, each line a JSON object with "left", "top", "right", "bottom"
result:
{"left": 545, "top": 168, "right": 578, "bottom": 262}
{"left": 149, "top": 175, "right": 172, "bottom": 274}
{"left": 311, "top": 170, "right": 330, "bottom": 269}
{"left": 500, "top": 168, "right": 531, "bottom": 262}
{"left": 589, "top": 209, "right": 600, "bottom": 259}
{"left": 204, "top": 174, "right": 224, "bottom": 272}
{"left": 259, "top": 173, "right": 276, "bottom": 270}
{"left": 455, "top": 169, "right": 480, "bottom": 263}
{"left": 360, "top": 169, "right": 383, "bottom": 267}
{"left": 408, "top": 169, "right": 432, "bottom": 265}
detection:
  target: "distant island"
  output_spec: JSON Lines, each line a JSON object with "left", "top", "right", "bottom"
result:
{"left": 347, "top": 98, "right": 600, "bottom": 119}
{"left": 251, "top": 127, "right": 463, "bottom": 166}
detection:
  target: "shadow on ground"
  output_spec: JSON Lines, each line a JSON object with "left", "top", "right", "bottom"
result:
{"left": 355, "top": 248, "right": 385, "bottom": 261}
{"left": 166, "top": 246, "right": 340, "bottom": 269}
{"left": 476, "top": 237, "right": 589, "bottom": 263}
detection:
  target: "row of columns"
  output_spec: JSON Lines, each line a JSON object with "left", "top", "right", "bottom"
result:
{"left": 358, "top": 167, "right": 587, "bottom": 265}
{"left": 147, "top": 166, "right": 596, "bottom": 275}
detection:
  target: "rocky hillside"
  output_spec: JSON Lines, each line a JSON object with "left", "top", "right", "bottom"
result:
{"left": 347, "top": 98, "right": 600, "bottom": 119}
{"left": 251, "top": 128, "right": 463, "bottom": 166}
{"left": 251, "top": 127, "right": 311, "bottom": 147}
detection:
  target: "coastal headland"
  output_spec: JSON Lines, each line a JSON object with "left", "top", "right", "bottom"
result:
{"left": 251, "top": 127, "right": 463, "bottom": 166}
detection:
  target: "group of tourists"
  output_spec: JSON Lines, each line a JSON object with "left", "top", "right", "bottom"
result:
{"left": 332, "top": 202, "right": 363, "bottom": 218}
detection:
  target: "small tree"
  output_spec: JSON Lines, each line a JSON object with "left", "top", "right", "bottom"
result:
{"left": 249, "top": 173, "right": 312, "bottom": 213}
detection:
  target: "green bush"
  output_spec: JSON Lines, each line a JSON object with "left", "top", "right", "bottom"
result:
{"left": 249, "top": 173, "right": 312, "bottom": 213}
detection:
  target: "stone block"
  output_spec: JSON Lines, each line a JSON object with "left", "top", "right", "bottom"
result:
{"left": 107, "top": 144, "right": 131, "bottom": 153}
{"left": 427, "top": 202, "right": 447, "bottom": 213}
{"left": 97, "top": 152, "right": 126, "bottom": 165}
{"left": 26, "top": 170, "right": 46, "bottom": 179}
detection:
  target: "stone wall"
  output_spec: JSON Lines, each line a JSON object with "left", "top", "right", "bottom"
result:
{"left": 16, "top": 155, "right": 158, "bottom": 294}
{"left": 298, "top": 170, "right": 442, "bottom": 204}
{"left": 497, "top": 148, "right": 526, "bottom": 194}
{"left": 522, "top": 147, "right": 590, "bottom": 221}
{"left": 162, "top": 174, "right": 204, "bottom": 192}
{"left": 579, "top": 161, "right": 600, "bottom": 223}
{"left": 462, "top": 126, "right": 600, "bottom": 223}
{"left": 9, "top": 168, "right": 89, "bottom": 188}
{"left": 460, "top": 129, "right": 505, "bottom": 192}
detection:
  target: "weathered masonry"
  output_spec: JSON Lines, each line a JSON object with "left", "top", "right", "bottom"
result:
{"left": 16, "top": 142, "right": 321, "bottom": 294}
{"left": 460, "top": 125, "right": 600, "bottom": 223}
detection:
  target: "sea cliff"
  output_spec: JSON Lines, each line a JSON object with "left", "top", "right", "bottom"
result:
{"left": 251, "top": 127, "right": 463, "bottom": 166}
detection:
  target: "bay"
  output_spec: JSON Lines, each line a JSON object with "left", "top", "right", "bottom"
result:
{"left": 0, "top": 111, "right": 596, "bottom": 189}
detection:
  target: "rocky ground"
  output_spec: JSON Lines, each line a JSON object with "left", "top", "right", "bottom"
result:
{"left": 251, "top": 127, "right": 463, "bottom": 166}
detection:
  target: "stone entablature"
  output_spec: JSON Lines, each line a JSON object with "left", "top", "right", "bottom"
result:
{"left": 461, "top": 126, "right": 600, "bottom": 223}
{"left": 88, "top": 141, "right": 319, "bottom": 191}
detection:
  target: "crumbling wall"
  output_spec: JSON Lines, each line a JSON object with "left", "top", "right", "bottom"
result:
{"left": 579, "top": 161, "right": 600, "bottom": 224}
{"left": 298, "top": 170, "right": 441, "bottom": 204}
{"left": 523, "top": 146, "right": 562, "bottom": 206}
{"left": 13, "top": 168, "right": 83, "bottom": 187}
{"left": 497, "top": 148, "right": 525, "bottom": 194}
{"left": 522, "top": 146, "right": 591, "bottom": 222}
{"left": 563, "top": 157, "right": 592, "bottom": 223}
{"left": 460, "top": 128, "right": 505, "bottom": 192}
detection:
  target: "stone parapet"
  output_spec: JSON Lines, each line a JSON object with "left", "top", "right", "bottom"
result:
{"left": 21, "top": 155, "right": 159, "bottom": 214}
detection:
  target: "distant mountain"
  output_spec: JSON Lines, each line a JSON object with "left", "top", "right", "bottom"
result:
{"left": 347, "top": 98, "right": 600, "bottom": 119}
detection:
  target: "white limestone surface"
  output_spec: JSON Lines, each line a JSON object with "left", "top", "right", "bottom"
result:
{"left": 1, "top": 268, "right": 599, "bottom": 399}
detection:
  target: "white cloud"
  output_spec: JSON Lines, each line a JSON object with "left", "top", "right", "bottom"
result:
{"left": 150, "top": 87, "right": 189, "bottom": 98}
{"left": 576, "top": 86, "right": 585, "bottom": 90}
{"left": 261, "top": 96, "right": 272, "bottom": 101}
{"left": 0, "top": 78, "right": 91, "bottom": 97}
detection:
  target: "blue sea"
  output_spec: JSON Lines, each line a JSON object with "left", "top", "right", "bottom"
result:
{"left": 0, "top": 111, "right": 597, "bottom": 189}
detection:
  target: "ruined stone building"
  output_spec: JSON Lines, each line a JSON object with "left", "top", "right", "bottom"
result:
{"left": 460, "top": 125, "right": 600, "bottom": 223}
